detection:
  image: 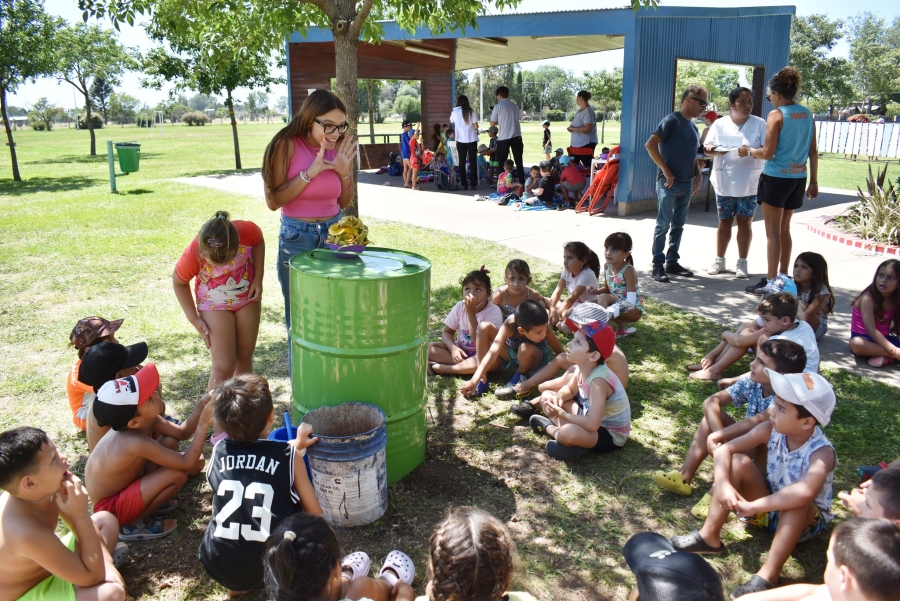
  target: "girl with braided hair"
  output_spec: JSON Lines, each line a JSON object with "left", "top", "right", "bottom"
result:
{"left": 264, "top": 513, "right": 415, "bottom": 601}
{"left": 420, "top": 507, "right": 537, "bottom": 601}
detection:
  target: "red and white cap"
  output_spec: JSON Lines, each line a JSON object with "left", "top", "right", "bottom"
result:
{"left": 96, "top": 361, "right": 159, "bottom": 407}
{"left": 764, "top": 369, "right": 836, "bottom": 427}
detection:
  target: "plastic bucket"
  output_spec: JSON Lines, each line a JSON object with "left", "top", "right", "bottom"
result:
{"left": 301, "top": 403, "right": 388, "bottom": 527}
{"left": 267, "top": 412, "right": 296, "bottom": 442}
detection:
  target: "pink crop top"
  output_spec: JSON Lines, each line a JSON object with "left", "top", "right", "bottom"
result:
{"left": 281, "top": 137, "right": 342, "bottom": 218}
{"left": 850, "top": 304, "right": 896, "bottom": 337}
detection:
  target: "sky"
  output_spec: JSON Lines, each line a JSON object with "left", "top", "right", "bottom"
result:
{"left": 8, "top": 0, "right": 896, "bottom": 111}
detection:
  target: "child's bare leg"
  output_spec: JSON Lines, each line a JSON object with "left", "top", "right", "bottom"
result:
{"left": 202, "top": 310, "right": 237, "bottom": 392}
{"left": 428, "top": 342, "right": 451, "bottom": 363}
{"left": 614, "top": 308, "right": 642, "bottom": 327}
{"left": 606, "top": 346, "right": 630, "bottom": 388}
{"left": 756, "top": 503, "right": 819, "bottom": 584}
{"left": 518, "top": 354, "right": 572, "bottom": 394}
{"left": 515, "top": 343, "right": 541, "bottom": 376}
{"left": 596, "top": 293, "right": 618, "bottom": 308}
{"left": 76, "top": 513, "right": 125, "bottom": 601}
{"left": 699, "top": 453, "right": 769, "bottom": 548}
{"left": 849, "top": 336, "right": 892, "bottom": 358}
{"left": 689, "top": 341, "right": 726, "bottom": 372}
{"left": 680, "top": 413, "right": 735, "bottom": 484}
{"left": 433, "top": 356, "right": 479, "bottom": 375}
{"left": 347, "top": 573, "right": 414, "bottom": 601}
{"left": 548, "top": 422, "right": 598, "bottom": 450}
{"left": 91, "top": 511, "right": 120, "bottom": 552}
{"left": 130, "top": 468, "right": 189, "bottom": 526}
{"left": 474, "top": 322, "right": 499, "bottom": 365}
{"left": 234, "top": 301, "right": 261, "bottom": 376}
{"left": 690, "top": 343, "right": 748, "bottom": 380}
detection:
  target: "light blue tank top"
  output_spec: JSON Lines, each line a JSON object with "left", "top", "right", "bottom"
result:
{"left": 762, "top": 104, "right": 814, "bottom": 179}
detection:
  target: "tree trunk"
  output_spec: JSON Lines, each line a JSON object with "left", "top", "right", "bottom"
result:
{"left": 334, "top": 22, "right": 359, "bottom": 218}
{"left": 226, "top": 89, "right": 242, "bottom": 170}
{"left": 1, "top": 88, "right": 22, "bottom": 182}
{"left": 367, "top": 79, "right": 375, "bottom": 144}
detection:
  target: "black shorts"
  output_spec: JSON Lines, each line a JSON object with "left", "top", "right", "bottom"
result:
{"left": 757, "top": 173, "right": 806, "bottom": 210}
{"left": 592, "top": 427, "right": 621, "bottom": 454}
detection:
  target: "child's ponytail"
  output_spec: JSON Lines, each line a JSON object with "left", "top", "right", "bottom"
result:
{"left": 198, "top": 210, "right": 239, "bottom": 265}
{"left": 564, "top": 241, "right": 601, "bottom": 278}
{"left": 263, "top": 514, "right": 341, "bottom": 601}
{"left": 585, "top": 250, "right": 601, "bottom": 278}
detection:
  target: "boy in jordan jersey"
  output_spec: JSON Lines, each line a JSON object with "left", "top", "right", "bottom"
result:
{"left": 199, "top": 375, "right": 321, "bottom": 594}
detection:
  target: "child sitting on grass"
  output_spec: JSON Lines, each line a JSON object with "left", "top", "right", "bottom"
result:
{"left": 690, "top": 292, "right": 819, "bottom": 381}
{"left": 67, "top": 316, "right": 125, "bottom": 431}
{"left": 548, "top": 241, "right": 601, "bottom": 332}
{"left": 429, "top": 268, "right": 503, "bottom": 376}
{"left": 838, "top": 467, "right": 900, "bottom": 525}
{"left": 85, "top": 362, "right": 213, "bottom": 541}
{"left": 849, "top": 259, "right": 900, "bottom": 367}
{"left": 200, "top": 374, "right": 322, "bottom": 595}
{"left": 528, "top": 306, "right": 631, "bottom": 460}
{"left": 491, "top": 259, "right": 553, "bottom": 320}
{"left": 591, "top": 232, "right": 645, "bottom": 337}
{"left": 0, "top": 427, "right": 126, "bottom": 601}
{"left": 419, "top": 507, "right": 537, "bottom": 601}
{"left": 738, "top": 518, "right": 900, "bottom": 601}
{"left": 460, "top": 299, "right": 555, "bottom": 398}
{"left": 669, "top": 371, "right": 836, "bottom": 599}
{"left": 263, "top": 513, "right": 415, "bottom": 601}
{"left": 653, "top": 339, "right": 807, "bottom": 517}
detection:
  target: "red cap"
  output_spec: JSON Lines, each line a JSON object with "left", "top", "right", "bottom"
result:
{"left": 703, "top": 111, "right": 719, "bottom": 122}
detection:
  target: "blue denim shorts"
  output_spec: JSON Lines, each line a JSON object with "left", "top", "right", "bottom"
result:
{"left": 716, "top": 194, "right": 758, "bottom": 220}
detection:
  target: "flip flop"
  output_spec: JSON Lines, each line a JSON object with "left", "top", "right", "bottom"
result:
{"left": 379, "top": 550, "right": 415, "bottom": 586}
{"left": 341, "top": 551, "right": 370, "bottom": 582}
{"left": 652, "top": 470, "right": 693, "bottom": 496}
{"left": 112, "top": 542, "right": 129, "bottom": 569}
{"left": 668, "top": 530, "right": 725, "bottom": 555}
{"left": 691, "top": 492, "right": 713, "bottom": 519}
{"left": 730, "top": 575, "right": 775, "bottom": 599}
{"left": 118, "top": 516, "right": 177, "bottom": 541}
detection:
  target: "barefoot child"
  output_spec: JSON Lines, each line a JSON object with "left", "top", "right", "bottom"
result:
{"left": 593, "top": 232, "right": 645, "bottom": 336}
{"left": 849, "top": 259, "right": 900, "bottom": 367}
{"left": 653, "top": 339, "right": 807, "bottom": 515}
{"left": 67, "top": 316, "right": 125, "bottom": 431}
{"left": 529, "top": 307, "right": 630, "bottom": 460}
{"left": 0, "top": 427, "right": 126, "bottom": 601}
{"left": 85, "top": 362, "right": 213, "bottom": 540}
{"left": 460, "top": 300, "right": 555, "bottom": 398}
{"left": 428, "top": 268, "right": 503, "bottom": 376}
{"left": 793, "top": 252, "right": 834, "bottom": 340}
{"left": 263, "top": 513, "right": 415, "bottom": 601}
{"left": 548, "top": 242, "right": 601, "bottom": 332}
{"left": 738, "top": 518, "right": 900, "bottom": 601}
{"left": 173, "top": 211, "right": 264, "bottom": 394}
{"left": 838, "top": 467, "right": 900, "bottom": 525}
{"left": 421, "top": 507, "right": 537, "bottom": 601}
{"left": 669, "top": 371, "right": 836, "bottom": 598}
{"left": 200, "top": 374, "right": 323, "bottom": 594}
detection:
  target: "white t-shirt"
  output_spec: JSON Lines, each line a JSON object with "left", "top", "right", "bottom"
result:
{"left": 450, "top": 106, "right": 480, "bottom": 144}
{"left": 705, "top": 115, "right": 767, "bottom": 198}
{"left": 490, "top": 98, "right": 522, "bottom": 140}
{"left": 771, "top": 320, "right": 820, "bottom": 373}
{"left": 444, "top": 300, "right": 503, "bottom": 352}
{"left": 570, "top": 105, "right": 598, "bottom": 147}
{"left": 563, "top": 268, "right": 600, "bottom": 304}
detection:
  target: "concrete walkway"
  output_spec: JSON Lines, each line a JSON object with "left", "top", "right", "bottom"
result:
{"left": 174, "top": 170, "right": 899, "bottom": 388}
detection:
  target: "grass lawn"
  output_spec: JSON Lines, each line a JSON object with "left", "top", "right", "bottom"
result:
{"left": 2, "top": 125, "right": 899, "bottom": 600}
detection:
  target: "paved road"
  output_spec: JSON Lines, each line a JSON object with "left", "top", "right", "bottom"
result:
{"left": 174, "top": 170, "right": 899, "bottom": 388}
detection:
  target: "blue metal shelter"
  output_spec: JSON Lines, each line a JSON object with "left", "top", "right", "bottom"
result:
{"left": 288, "top": 5, "right": 794, "bottom": 215}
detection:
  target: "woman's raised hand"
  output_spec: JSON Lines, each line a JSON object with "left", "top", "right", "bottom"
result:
{"left": 322, "top": 135, "right": 359, "bottom": 180}
{"left": 306, "top": 143, "right": 329, "bottom": 179}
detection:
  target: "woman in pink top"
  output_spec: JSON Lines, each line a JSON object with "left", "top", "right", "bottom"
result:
{"left": 262, "top": 90, "right": 358, "bottom": 340}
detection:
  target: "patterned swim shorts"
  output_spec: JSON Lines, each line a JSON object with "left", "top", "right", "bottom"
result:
{"left": 716, "top": 194, "right": 758, "bottom": 220}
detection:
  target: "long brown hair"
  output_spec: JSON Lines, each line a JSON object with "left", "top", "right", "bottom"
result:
{"left": 198, "top": 210, "right": 239, "bottom": 265}
{"left": 261, "top": 90, "right": 347, "bottom": 201}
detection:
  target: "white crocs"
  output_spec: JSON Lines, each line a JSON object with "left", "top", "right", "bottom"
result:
{"left": 379, "top": 550, "right": 415, "bottom": 586}
{"left": 341, "top": 551, "right": 370, "bottom": 582}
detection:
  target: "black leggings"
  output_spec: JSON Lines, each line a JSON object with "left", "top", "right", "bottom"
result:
{"left": 455, "top": 141, "right": 479, "bottom": 189}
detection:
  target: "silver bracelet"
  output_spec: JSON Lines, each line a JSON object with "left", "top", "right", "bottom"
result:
{"left": 299, "top": 170, "right": 310, "bottom": 183}
{"left": 340, "top": 172, "right": 351, "bottom": 180}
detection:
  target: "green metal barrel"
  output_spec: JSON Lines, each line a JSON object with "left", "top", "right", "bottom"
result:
{"left": 289, "top": 247, "right": 431, "bottom": 484}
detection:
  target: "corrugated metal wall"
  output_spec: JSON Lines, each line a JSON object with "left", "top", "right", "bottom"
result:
{"left": 619, "top": 12, "right": 792, "bottom": 209}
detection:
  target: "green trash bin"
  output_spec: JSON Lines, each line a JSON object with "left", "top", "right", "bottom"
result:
{"left": 289, "top": 247, "right": 431, "bottom": 484}
{"left": 114, "top": 142, "right": 141, "bottom": 173}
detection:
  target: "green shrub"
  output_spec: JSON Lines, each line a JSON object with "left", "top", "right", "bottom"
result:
{"left": 76, "top": 115, "right": 103, "bottom": 130}
{"left": 30, "top": 122, "right": 47, "bottom": 131}
{"left": 135, "top": 114, "right": 154, "bottom": 128}
{"left": 182, "top": 111, "right": 209, "bottom": 126}
{"left": 834, "top": 164, "right": 900, "bottom": 245}
{"left": 546, "top": 109, "right": 566, "bottom": 122}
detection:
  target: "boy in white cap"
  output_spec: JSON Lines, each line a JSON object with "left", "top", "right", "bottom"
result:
{"left": 669, "top": 371, "right": 837, "bottom": 599}
{"left": 85, "top": 363, "right": 213, "bottom": 541}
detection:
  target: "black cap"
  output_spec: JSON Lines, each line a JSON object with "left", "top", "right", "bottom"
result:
{"left": 402, "top": 121, "right": 413, "bottom": 127}
{"left": 78, "top": 342, "right": 148, "bottom": 391}
{"left": 624, "top": 533, "right": 725, "bottom": 601}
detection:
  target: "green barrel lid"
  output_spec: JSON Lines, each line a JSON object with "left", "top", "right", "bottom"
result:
{"left": 289, "top": 247, "right": 431, "bottom": 280}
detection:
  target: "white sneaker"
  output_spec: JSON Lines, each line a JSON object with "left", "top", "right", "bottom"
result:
{"left": 735, "top": 258, "right": 749, "bottom": 279}
{"left": 707, "top": 256, "right": 726, "bottom": 275}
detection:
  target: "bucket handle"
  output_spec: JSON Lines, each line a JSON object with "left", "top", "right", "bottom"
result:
{"left": 284, "top": 412, "right": 295, "bottom": 439}
{"left": 310, "top": 248, "right": 411, "bottom": 269}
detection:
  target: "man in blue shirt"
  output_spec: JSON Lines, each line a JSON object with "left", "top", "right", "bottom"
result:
{"left": 400, "top": 121, "right": 413, "bottom": 188}
{"left": 645, "top": 85, "right": 707, "bottom": 283}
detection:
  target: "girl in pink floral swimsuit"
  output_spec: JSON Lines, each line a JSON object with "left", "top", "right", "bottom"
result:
{"left": 173, "top": 211, "right": 265, "bottom": 393}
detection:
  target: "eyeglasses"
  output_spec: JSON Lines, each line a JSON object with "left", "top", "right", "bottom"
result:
{"left": 690, "top": 97, "right": 708, "bottom": 108}
{"left": 315, "top": 119, "right": 350, "bottom": 135}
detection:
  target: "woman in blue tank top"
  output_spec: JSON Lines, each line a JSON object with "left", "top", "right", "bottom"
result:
{"left": 737, "top": 67, "right": 818, "bottom": 295}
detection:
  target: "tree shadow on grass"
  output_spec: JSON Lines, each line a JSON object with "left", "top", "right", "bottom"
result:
{"left": 24, "top": 151, "right": 165, "bottom": 165}
{"left": 0, "top": 175, "right": 99, "bottom": 196}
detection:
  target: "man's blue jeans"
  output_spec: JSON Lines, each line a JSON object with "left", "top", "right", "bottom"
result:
{"left": 651, "top": 177, "right": 693, "bottom": 268}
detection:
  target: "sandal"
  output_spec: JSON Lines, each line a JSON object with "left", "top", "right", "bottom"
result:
{"left": 529, "top": 415, "right": 553, "bottom": 437}
{"left": 691, "top": 492, "right": 713, "bottom": 519}
{"left": 153, "top": 499, "right": 178, "bottom": 514}
{"left": 652, "top": 470, "right": 693, "bottom": 496}
{"left": 112, "top": 542, "right": 129, "bottom": 569}
{"left": 341, "top": 551, "right": 370, "bottom": 582}
{"left": 730, "top": 575, "right": 775, "bottom": 599}
{"left": 118, "top": 516, "right": 177, "bottom": 541}
{"left": 379, "top": 550, "right": 415, "bottom": 586}
{"left": 868, "top": 356, "right": 893, "bottom": 367}
{"left": 668, "top": 530, "right": 725, "bottom": 555}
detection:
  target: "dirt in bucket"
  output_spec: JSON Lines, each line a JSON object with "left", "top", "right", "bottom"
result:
{"left": 303, "top": 403, "right": 384, "bottom": 437}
